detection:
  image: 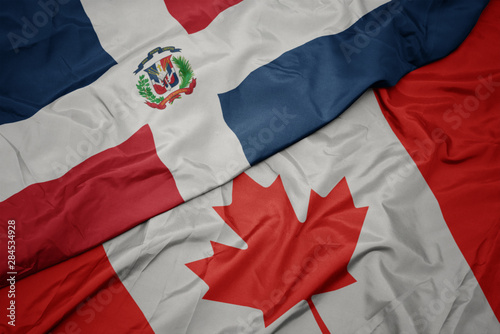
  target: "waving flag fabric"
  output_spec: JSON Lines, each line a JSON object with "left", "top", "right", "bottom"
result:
{"left": 0, "top": 0, "right": 499, "bottom": 333}
{"left": 218, "top": 0, "right": 490, "bottom": 164}
{"left": 0, "top": 0, "right": 490, "bottom": 285}
{"left": 0, "top": 0, "right": 116, "bottom": 124}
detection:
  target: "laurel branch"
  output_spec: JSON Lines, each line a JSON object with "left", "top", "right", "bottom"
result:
{"left": 136, "top": 75, "right": 164, "bottom": 104}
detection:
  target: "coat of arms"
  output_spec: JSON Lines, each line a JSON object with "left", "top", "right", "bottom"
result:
{"left": 134, "top": 46, "right": 196, "bottom": 109}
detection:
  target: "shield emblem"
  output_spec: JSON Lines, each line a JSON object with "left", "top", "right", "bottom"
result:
{"left": 144, "top": 55, "right": 180, "bottom": 95}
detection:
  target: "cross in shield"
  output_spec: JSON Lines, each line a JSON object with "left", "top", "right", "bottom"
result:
{"left": 145, "top": 55, "right": 180, "bottom": 95}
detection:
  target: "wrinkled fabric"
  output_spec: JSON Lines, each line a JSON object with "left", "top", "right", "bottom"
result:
{"left": 0, "top": 0, "right": 497, "bottom": 333}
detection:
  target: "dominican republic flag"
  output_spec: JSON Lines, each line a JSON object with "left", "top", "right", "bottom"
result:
{"left": 0, "top": 0, "right": 499, "bottom": 333}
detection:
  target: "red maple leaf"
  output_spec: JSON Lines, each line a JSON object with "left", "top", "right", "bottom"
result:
{"left": 186, "top": 174, "right": 368, "bottom": 332}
